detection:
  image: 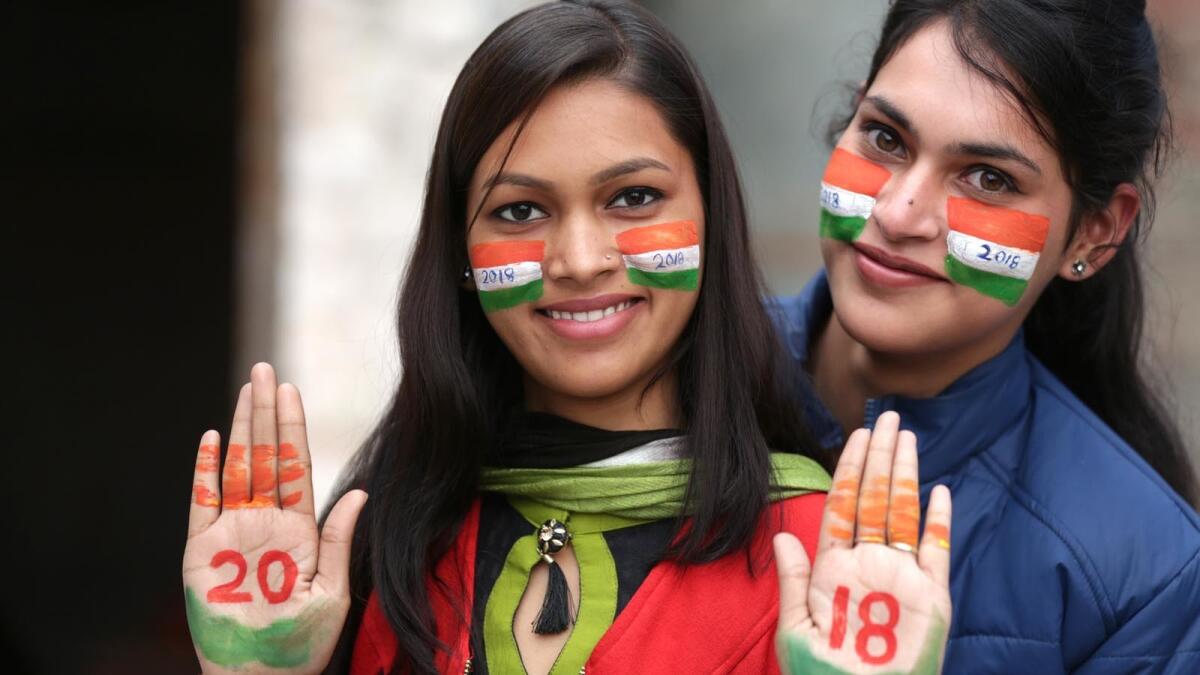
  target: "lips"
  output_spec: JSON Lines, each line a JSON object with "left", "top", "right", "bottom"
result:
{"left": 852, "top": 243, "right": 946, "bottom": 280}
{"left": 536, "top": 294, "right": 644, "bottom": 339}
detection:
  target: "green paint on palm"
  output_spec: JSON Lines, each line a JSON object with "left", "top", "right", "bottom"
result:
{"left": 185, "top": 587, "right": 328, "bottom": 668}
{"left": 784, "top": 611, "right": 947, "bottom": 675}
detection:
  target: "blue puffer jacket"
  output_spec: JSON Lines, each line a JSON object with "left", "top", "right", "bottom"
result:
{"left": 774, "top": 271, "right": 1200, "bottom": 673}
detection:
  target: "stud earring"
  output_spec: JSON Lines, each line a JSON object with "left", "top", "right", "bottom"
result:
{"left": 1071, "top": 260, "right": 1087, "bottom": 277}
{"left": 462, "top": 265, "right": 472, "bottom": 281}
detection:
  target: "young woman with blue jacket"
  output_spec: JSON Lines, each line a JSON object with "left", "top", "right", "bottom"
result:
{"left": 777, "top": 0, "right": 1200, "bottom": 672}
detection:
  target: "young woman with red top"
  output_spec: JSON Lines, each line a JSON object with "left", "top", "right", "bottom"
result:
{"left": 181, "top": 3, "right": 954, "bottom": 673}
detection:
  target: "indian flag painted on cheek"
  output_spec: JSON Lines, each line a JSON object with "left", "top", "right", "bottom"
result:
{"left": 469, "top": 240, "right": 545, "bottom": 313}
{"left": 615, "top": 221, "right": 700, "bottom": 291}
{"left": 819, "top": 148, "right": 892, "bottom": 242}
{"left": 944, "top": 196, "right": 1050, "bottom": 306}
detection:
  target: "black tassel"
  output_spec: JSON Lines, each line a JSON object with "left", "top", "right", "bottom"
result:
{"left": 532, "top": 518, "right": 574, "bottom": 634}
{"left": 533, "top": 559, "right": 573, "bottom": 634}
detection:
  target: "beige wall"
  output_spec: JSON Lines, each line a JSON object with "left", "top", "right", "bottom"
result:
{"left": 242, "top": 1, "right": 1200, "bottom": 509}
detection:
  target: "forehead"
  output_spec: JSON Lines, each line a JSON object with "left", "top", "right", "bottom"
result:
{"left": 868, "top": 21, "right": 1049, "bottom": 157}
{"left": 474, "top": 78, "right": 685, "bottom": 180}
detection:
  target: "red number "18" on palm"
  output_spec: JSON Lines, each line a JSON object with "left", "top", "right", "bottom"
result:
{"left": 829, "top": 585, "right": 900, "bottom": 665}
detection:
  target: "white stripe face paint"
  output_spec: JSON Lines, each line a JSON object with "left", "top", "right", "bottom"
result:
{"left": 819, "top": 182, "right": 876, "bottom": 219}
{"left": 474, "top": 260, "right": 543, "bottom": 290}
{"left": 946, "top": 231, "right": 1039, "bottom": 281}
{"left": 621, "top": 244, "right": 701, "bottom": 274}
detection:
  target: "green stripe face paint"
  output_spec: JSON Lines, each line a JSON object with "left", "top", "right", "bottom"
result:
{"left": 616, "top": 221, "right": 701, "bottom": 291}
{"left": 819, "top": 148, "right": 892, "bottom": 242}
{"left": 943, "top": 197, "right": 1050, "bottom": 306}
{"left": 470, "top": 240, "right": 546, "bottom": 313}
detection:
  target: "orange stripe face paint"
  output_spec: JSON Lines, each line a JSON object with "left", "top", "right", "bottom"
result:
{"left": 944, "top": 196, "right": 1052, "bottom": 306}
{"left": 819, "top": 148, "right": 892, "bottom": 242}
{"left": 222, "top": 444, "right": 250, "bottom": 507}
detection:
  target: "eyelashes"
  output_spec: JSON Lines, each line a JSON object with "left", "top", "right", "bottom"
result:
{"left": 490, "top": 186, "right": 665, "bottom": 224}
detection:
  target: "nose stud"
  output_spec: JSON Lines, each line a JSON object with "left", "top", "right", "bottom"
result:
{"left": 605, "top": 254, "right": 613, "bottom": 261}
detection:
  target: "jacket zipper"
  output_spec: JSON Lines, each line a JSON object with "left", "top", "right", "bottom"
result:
{"left": 463, "top": 657, "right": 472, "bottom": 674}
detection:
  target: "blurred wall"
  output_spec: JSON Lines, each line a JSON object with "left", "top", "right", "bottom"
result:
{"left": 258, "top": 0, "right": 1200, "bottom": 501}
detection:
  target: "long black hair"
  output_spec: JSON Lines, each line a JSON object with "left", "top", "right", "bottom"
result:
{"left": 834, "top": 0, "right": 1197, "bottom": 505}
{"left": 324, "top": 1, "right": 816, "bottom": 672}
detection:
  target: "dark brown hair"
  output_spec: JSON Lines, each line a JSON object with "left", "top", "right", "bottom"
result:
{"left": 837, "top": 0, "right": 1196, "bottom": 505}
{"left": 324, "top": 2, "right": 817, "bottom": 671}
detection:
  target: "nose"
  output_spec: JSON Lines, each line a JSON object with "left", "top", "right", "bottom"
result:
{"left": 869, "top": 165, "right": 942, "bottom": 242}
{"left": 543, "top": 211, "right": 622, "bottom": 287}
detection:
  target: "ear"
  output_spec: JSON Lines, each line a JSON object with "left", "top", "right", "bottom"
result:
{"left": 1057, "top": 183, "right": 1139, "bottom": 281}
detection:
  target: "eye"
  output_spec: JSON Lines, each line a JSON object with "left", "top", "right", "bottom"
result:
{"left": 607, "top": 187, "right": 663, "bottom": 209}
{"left": 964, "top": 167, "right": 1016, "bottom": 194}
{"left": 494, "top": 202, "right": 549, "bottom": 223}
{"left": 865, "top": 124, "right": 905, "bottom": 157}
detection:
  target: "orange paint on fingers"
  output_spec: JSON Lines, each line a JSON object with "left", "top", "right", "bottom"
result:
{"left": 281, "top": 491, "right": 304, "bottom": 508}
{"left": 195, "top": 444, "right": 220, "bottom": 473}
{"left": 858, "top": 488, "right": 890, "bottom": 532}
{"left": 827, "top": 479, "right": 859, "bottom": 523}
{"left": 278, "top": 442, "right": 301, "bottom": 461}
{"left": 251, "top": 444, "right": 277, "bottom": 497}
{"left": 222, "top": 444, "right": 250, "bottom": 506}
{"left": 887, "top": 493, "right": 921, "bottom": 548}
{"left": 278, "top": 464, "right": 306, "bottom": 484}
{"left": 193, "top": 483, "right": 219, "bottom": 507}
{"left": 828, "top": 525, "right": 853, "bottom": 541}
{"left": 925, "top": 523, "right": 951, "bottom": 549}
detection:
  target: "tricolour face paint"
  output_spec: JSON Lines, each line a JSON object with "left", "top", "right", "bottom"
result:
{"left": 615, "top": 220, "right": 700, "bottom": 291}
{"left": 819, "top": 148, "right": 891, "bottom": 242}
{"left": 469, "top": 240, "right": 545, "bottom": 313}
{"left": 943, "top": 196, "right": 1050, "bottom": 306}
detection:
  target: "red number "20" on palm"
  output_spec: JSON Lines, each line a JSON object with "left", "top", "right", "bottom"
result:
{"left": 207, "top": 549, "right": 298, "bottom": 605}
{"left": 829, "top": 585, "right": 900, "bottom": 665}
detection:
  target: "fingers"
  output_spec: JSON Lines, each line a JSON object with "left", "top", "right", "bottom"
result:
{"left": 277, "top": 383, "right": 316, "bottom": 515}
{"left": 315, "top": 489, "right": 369, "bottom": 596}
{"left": 773, "top": 532, "right": 813, "bottom": 633}
{"left": 249, "top": 363, "right": 280, "bottom": 508}
{"left": 817, "top": 428, "right": 870, "bottom": 552}
{"left": 918, "top": 484, "right": 953, "bottom": 587}
{"left": 855, "top": 411, "right": 901, "bottom": 545}
{"left": 222, "top": 383, "right": 252, "bottom": 508}
{"left": 886, "top": 431, "right": 921, "bottom": 552}
{"left": 188, "top": 430, "right": 222, "bottom": 536}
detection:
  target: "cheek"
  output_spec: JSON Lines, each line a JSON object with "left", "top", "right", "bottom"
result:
{"left": 943, "top": 198, "right": 1050, "bottom": 307}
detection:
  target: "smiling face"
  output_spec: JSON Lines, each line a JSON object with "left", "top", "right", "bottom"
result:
{"left": 822, "top": 21, "right": 1077, "bottom": 360}
{"left": 465, "top": 78, "right": 704, "bottom": 424}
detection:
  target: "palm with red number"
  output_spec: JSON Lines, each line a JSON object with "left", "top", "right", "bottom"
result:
{"left": 775, "top": 412, "right": 953, "bottom": 674}
{"left": 182, "top": 363, "right": 367, "bottom": 675}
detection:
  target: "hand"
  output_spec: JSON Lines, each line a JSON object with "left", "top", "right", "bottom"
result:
{"left": 774, "top": 411, "right": 952, "bottom": 674}
{"left": 182, "top": 363, "right": 368, "bottom": 674}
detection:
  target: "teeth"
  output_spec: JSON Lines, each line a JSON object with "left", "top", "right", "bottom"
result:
{"left": 546, "top": 300, "right": 636, "bottom": 322}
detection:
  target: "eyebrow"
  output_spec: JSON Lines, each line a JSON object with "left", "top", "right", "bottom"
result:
{"left": 949, "top": 142, "right": 1042, "bottom": 175}
{"left": 591, "top": 157, "right": 671, "bottom": 186}
{"left": 482, "top": 172, "right": 554, "bottom": 191}
{"left": 864, "top": 95, "right": 917, "bottom": 140}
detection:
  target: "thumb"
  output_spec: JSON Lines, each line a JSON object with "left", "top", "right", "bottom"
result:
{"left": 315, "top": 489, "right": 368, "bottom": 595}
{"left": 773, "top": 532, "right": 813, "bottom": 633}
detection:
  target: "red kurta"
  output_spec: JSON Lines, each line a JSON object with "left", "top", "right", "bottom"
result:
{"left": 351, "top": 493, "right": 824, "bottom": 674}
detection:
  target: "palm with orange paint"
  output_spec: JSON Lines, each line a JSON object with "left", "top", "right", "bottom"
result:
{"left": 774, "top": 412, "right": 953, "bottom": 674}
{"left": 182, "top": 363, "right": 368, "bottom": 674}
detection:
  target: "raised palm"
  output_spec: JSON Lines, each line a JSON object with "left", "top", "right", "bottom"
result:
{"left": 182, "top": 363, "right": 367, "bottom": 674}
{"left": 775, "top": 412, "right": 952, "bottom": 674}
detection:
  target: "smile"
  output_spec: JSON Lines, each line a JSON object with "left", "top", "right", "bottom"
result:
{"left": 542, "top": 300, "right": 638, "bottom": 322}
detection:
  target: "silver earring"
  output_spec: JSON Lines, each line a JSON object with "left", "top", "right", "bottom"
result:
{"left": 462, "top": 265, "right": 472, "bottom": 281}
{"left": 1071, "top": 260, "right": 1087, "bottom": 277}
